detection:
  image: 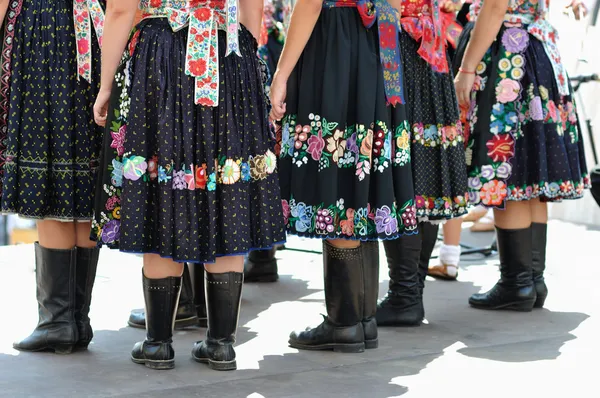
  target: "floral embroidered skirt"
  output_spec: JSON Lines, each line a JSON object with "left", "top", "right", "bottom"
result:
{"left": 399, "top": 31, "right": 468, "bottom": 221}
{"left": 276, "top": 8, "right": 417, "bottom": 241}
{"left": 454, "top": 22, "right": 590, "bottom": 208}
{"left": 91, "top": 20, "right": 286, "bottom": 263}
{"left": 0, "top": 0, "right": 103, "bottom": 220}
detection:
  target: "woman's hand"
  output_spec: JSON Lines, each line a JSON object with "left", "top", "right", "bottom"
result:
{"left": 454, "top": 70, "right": 476, "bottom": 109}
{"left": 441, "top": 0, "right": 460, "bottom": 13}
{"left": 94, "top": 88, "right": 112, "bottom": 127}
{"left": 269, "top": 72, "right": 287, "bottom": 121}
{"left": 566, "top": 0, "right": 588, "bottom": 20}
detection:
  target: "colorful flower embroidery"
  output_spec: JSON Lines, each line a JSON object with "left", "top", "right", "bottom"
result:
{"left": 285, "top": 197, "right": 417, "bottom": 239}
{"left": 281, "top": 114, "right": 407, "bottom": 177}
{"left": 73, "top": 0, "right": 105, "bottom": 83}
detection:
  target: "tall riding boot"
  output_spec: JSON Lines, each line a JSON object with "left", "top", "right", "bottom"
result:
{"left": 289, "top": 242, "right": 365, "bottom": 353}
{"left": 361, "top": 241, "right": 380, "bottom": 349}
{"left": 469, "top": 226, "right": 537, "bottom": 311}
{"left": 192, "top": 271, "right": 243, "bottom": 371}
{"left": 418, "top": 223, "right": 440, "bottom": 318}
{"left": 376, "top": 234, "right": 423, "bottom": 326}
{"left": 128, "top": 264, "right": 198, "bottom": 329}
{"left": 190, "top": 263, "right": 208, "bottom": 327}
{"left": 14, "top": 243, "right": 78, "bottom": 354}
{"left": 131, "top": 273, "right": 181, "bottom": 370}
{"left": 74, "top": 246, "right": 100, "bottom": 349}
{"left": 531, "top": 222, "right": 548, "bottom": 308}
{"left": 244, "top": 247, "right": 279, "bottom": 282}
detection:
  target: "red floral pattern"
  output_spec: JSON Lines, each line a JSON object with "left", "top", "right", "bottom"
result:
{"left": 73, "top": 0, "right": 105, "bottom": 83}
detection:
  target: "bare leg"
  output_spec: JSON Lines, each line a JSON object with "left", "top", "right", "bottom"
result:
{"left": 327, "top": 238, "right": 360, "bottom": 249}
{"left": 143, "top": 254, "right": 184, "bottom": 279}
{"left": 75, "top": 221, "right": 97, "bottom": 248}
{"left": 529, "top": 198, "right": 548, "bottom": 224}
{"left": 205, "top": 255, "right": 244, "bottom": 273}
{"left": 443, "top": 217, "right": 462, "bottom": 246}
{"left": 37, "top": 220, "right": 76, "bottom": 249}
{"left": 493, "top": 200, "right": 532, "bottom": 229}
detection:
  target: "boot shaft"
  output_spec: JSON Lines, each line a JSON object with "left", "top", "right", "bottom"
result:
{"left": 35, "top": 243, "right": 78, "bottom": 327}
{"left": 382, "top": 235, "right": 421, "bottom": 297}
{"left": 323, "top": 241, "right": 364, "bottom": 326}
{"left": 418, "top": 223, "right": 440, "bottom": 290}
{"left": 496, "top": 226, "right": 534, "bottom": 287}
{"left": 142, "top": 273, "right": 182, "bottom": 342}
{"left": 75, "top": 247, "right": 100, "bottom": 323}
{"left": 531, "top": 222, "right": 547, "bottom": 280}
{"left": 204, "top": 271, "right": 243, "bottom": 344}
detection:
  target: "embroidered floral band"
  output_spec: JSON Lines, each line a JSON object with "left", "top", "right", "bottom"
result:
{"left": 73, "top": 0, "right": 105, "bottom": 83}
{"left": 323, "top": 0, "right": 405, "bottom": 105}
{"left": 141, "top": 0, "right": 241, "bottom": 106}
{"left": 115, "top": 150, "right": 278, "bottom": 190}
{"left": 282, "top": 197, "right": 418, "bottom": 239}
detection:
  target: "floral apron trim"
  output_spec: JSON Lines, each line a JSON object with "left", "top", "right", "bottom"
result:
{"left": 115, "top": 150, "right": 277, "bottom": 190}
{"left": 73, "top": 0, "right": 105, "bottom": 83}
{"left": 415, "top": 194, "right": 467, "bottom": 218}
{"left": 323, "top": 0, "right": 405, "bottom": 105}
{"left": 411, "top": 122, "right": 464, "bottom": 148}
{"left": 0, "top": 0, "right": 24, "bottom": 198}
{"left": 277, "top": 114, "right": 411, "bottom": 179}
{"left": 140, "top": 0, "right": 241, "bottom": 106}
{"left": 283, "top": 197, "right": 418, "bottom": 239}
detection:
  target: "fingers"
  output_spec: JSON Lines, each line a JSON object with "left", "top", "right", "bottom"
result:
{"left": 94, "top": 104, "right": 107, "bottom": 127}
{"left": 270, "top": 101, "right": 286, "bottom": 121}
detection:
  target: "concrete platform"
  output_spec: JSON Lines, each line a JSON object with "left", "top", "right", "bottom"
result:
{"left": 0, "top": 220, "right": 598, "bottom": 397}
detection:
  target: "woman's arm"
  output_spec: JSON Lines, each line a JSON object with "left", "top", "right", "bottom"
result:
{"left": 0, "top": 0, "right": 9, "bottom": 31}
{"left": 269, "top": 0, "right": 322, "bottom": 120}
{"left": 454, "top": 0, "right": 509, "bottom": 107}
{"left": 239, "top": 0, "right": 264, "bottom": 41}
{"left": 93, "top": 0, "right": 139, "bottom": 126}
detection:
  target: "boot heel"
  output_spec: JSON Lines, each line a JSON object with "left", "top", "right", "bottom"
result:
{"left": 534, "top": 295, "right": 547, "bottom": 309}
{"left": 145, "top": 359, "right": 175, "bottom": 370}
{"left": 53, "top": 344, "right": 75, "bottom": 355}
{"left": 208, "top": 359, "right": 237, "bottom": 371}
{"left": 507, "top": 300, "right": 535, "bottom": 312}
{"left": 333, "top": 343, "right": 365, "bottom": 353}
{"left": 364, "top": 339, "right": 378, "bottom": 350}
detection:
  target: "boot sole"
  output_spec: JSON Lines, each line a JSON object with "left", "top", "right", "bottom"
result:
{"left": 192, "top": 355, "right": 237, "bottom": 371}
{"left": 365, "top": 339, "right": 378, "bottom": 349}
{"left": 469, "top": 300, "right": 535, "bottom": 312}
{"left": 131, "top": 356, "right": 175, "bottom": 370}
{"left": 289, "top": 340, "right": 365, "bottom": 353}
{"left": 127, "top": 316, "right": 200, "bottom": 330}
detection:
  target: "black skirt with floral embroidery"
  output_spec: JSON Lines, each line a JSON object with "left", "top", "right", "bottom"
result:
{"left": 91, "top": 19, "right": 286, "bottom": 263}
{"left": 398, "top": 31, "right": 469, "bottom": 221}
{"left": 454, "top": 22, "right": 590, "bottom": 208}
{"left": 277, "top": 7, "right": 417, "bottom": 241}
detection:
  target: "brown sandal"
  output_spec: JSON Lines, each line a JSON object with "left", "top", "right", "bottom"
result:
{"left": 427, "top": 263, "right": 458, "bottom": 281}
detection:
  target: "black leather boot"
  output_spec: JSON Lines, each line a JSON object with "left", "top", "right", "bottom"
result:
{"left": 14, "top": 243, "right": 78, "bottom": 354}
{"left": 128, "top": 264, "right": 198, "bottom": 329}
{"left": 289, "top": 242, "right": 365, "bottom": 353}
{"left": 192, "top": 271, "right": 243, "bottom": 371}
{"left": 190, "top": 263, "right": 208, "bottom": 327}
{"left": 244, "top": 248, "right": 278, "bottom": 282}
{"left": 418, "top": 223, "right": 440, "bottom": 318}
{"left": 469, "top": 226, "right": 537, "bottom": 311}
{"left": 531, "top": 222, "right": 548, "bottom": 308}
{"left": 376, "top": 233, "right": 423, "bottom": 326}
{"left": 131, "top": 273, "right": 181, "bottom": 370}
{"left": 74, "top": 246, "right": 100, "bottom": 349}
{"left": 361, "top": 241, "right": 379, "bottom": 349}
